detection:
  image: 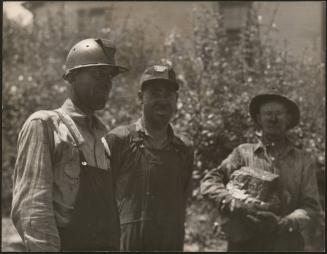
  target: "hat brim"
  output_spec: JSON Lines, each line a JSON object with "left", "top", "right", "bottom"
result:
{"left": 141, "top": 78, "right": 179, "bottom": 91}
{"left": 249, "top": 93, "right": 300, "bottom": 129}
{"left": 63, "top": 63, "right": 128, "bottom": 79}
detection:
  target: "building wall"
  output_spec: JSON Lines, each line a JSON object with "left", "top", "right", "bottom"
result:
{"left": 255, "top": 1, "right": 323, "bottom": 61}
{"left": 32, "top": 2, "right": 112, "bottom": 35}
{"left": 28, "top": 1, "right": 324, "bottom": 61}
{"left": 30, "top": 1, "right": 198, "bottom": 41}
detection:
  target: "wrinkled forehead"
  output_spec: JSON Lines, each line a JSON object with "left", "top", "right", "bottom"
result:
{"left": 259, "top": 100, "right": 288, "bottom": 112}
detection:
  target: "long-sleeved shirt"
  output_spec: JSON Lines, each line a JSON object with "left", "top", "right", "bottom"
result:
{"left": 103, "top": 118, "right": 194, "bottom": 250}
{"left": 201, "top": 139, "right": 321, "bottom": 233}
{"left": 11, "top": 98, "right": 110, "bottom": 251}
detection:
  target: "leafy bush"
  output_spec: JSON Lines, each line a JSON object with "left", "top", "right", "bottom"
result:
{"left": 2, "top": 9, "right": 163, "bottom": 210}
{"left": 2, "top": 4, "right": 325, "bottom": 251}
{"left": 164, "top": 5, "right": 325, "bottom": 250}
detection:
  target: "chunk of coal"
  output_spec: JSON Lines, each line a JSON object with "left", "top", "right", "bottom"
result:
{"left": 221, "top": 167, "right": 281, "bottom": 241}
{"left": 227, "top": 166, "right": 279, "bottom": 203}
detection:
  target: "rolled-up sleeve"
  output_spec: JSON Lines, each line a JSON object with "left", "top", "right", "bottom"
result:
{"left": 11, "top": 118, "right": 60, "bottom": 251}
{"left": 200, "top": 147, "right": 243, "bottom": 205}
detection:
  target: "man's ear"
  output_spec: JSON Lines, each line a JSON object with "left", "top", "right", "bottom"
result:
{"left": 255, "top": 113, "right": 262, "bottom": 129}
{"left": 65, "top": 73, "right": 75, "bottom": 84}
{"left": 285, "top": 112, "right": 292, "bottom": 128}
{"left": 138, "top": 90, "right": 143, "bottom": 103}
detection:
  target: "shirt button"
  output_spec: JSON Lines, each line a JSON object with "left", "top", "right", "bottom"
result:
{"left": 271, "top": 157, "right": 275, "bottom": 161}
{"left": 288, "top": 227, "right": 293, "bottom": 232}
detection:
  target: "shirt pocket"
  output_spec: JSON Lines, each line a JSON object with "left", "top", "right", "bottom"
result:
{"left": 62, "top": 145, "right": 80, "bottom": 184}
{"left": 64, "top": 163, "right": 80, "bottom": 182}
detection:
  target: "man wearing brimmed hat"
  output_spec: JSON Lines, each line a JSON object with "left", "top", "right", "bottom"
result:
{"left": 102, "top": 64, "right": 194, "bottom": 251}
{"left": 11, "top": 38, "right": 127, "bottom": 251}
{"left": 201, "top": 92, "right": 321, "bottom": 251}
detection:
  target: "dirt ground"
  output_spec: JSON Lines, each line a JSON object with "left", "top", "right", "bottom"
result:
{"left": 2, "top": 217, "right": 25, "bottom": 252}
{"left": 1, "top": 216, "right": 226, "bottom": 252}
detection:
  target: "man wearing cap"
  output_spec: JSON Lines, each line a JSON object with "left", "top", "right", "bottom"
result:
{"left": 102, "top": 64, "right": 194, "bottom": 251}
{"left": 11, "top": 38, "right": 127, "bottom": 251}
{"left": 201, "top": 92, "right": 321, "bottom": 251}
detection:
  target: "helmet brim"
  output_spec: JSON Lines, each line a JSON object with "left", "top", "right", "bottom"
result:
{"left": 63, "top": 63, "right": 128, "bottom": 80}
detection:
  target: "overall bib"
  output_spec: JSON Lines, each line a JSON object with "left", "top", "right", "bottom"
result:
{"left": 55, "top": 109, "right": 120, "bottom": 251}
{"left": 117, "top": 125, "right": 188, "bottom": 251}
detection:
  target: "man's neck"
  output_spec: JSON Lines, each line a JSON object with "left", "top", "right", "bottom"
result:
{"left": 69, "top": 96, "right": 94, "bottom": 117}
{"left": 262, "top": 133, "right": 287, "bottom": 151}
{"left": 142, "top": 117, "right": 168, "bottom": 140}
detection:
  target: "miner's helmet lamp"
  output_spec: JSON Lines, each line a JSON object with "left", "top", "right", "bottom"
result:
{"left": 63, "top": 38, "right": 128, "bottom": 80}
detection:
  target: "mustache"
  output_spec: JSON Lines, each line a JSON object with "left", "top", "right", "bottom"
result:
{"left": 267, "top": 120, "right": 280, "bottom": 124}
{"left": 153, "top": 103, "right": 172, "bottom": 111}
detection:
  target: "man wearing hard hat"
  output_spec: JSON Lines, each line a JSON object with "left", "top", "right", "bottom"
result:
{"left": 201, "top": 92, "right": 321, "bottom": 251}
{"left": 11, "top": 38, "right": 127, "bottom": 251}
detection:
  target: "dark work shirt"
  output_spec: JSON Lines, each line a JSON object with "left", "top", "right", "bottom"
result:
{"left": 103, "top": 118, "right": 194, "bottom": 250}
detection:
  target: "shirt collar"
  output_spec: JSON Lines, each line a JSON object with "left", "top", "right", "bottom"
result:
{"left": 135, "top": 118, "right": 149, "bottom": 136}
{"left": 135, "top": 118, "right": 183, "bottom": 146}
{"left": 254, "top": 137, "right": 295, "bottom": 155}
{"left": 61, "top": 98, "right": 105, "bottom": 130}
{"left": 61, "top": 98, "right": 91, "bottom": 119}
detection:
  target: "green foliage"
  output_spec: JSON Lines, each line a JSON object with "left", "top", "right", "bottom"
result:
{"left": 2, "top": 4, "right": 325, "bottom": 251}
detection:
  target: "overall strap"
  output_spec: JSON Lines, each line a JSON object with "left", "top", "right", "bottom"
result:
{"left": 101, "top": 137, "right": 111, "bottom": 158}
{"left": 101, "top": 123, "right": 140, "bottom": 160}
{"left": 54, "top": 108, "right": 87, "bottom": 164}
{"left": 127, "top": 123, "right": 142, "bottom": 142}
{"left": 54, "top": 108, "right": 85, "bottom": 147}
{"left": 127, "top": 123, "right": 145, "bottom": 152}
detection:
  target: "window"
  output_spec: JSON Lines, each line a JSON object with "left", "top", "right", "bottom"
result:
{"left": 88, "top": 8, "right": 107, "bottom": 28}
{"left": 219, "top": 1, "right": 256, "bottom": 67}
{"left": 88, "top": 8, "right": 105, "bottom": 17}
{"left": 77, "top": 7, "right": 108, "bottom": 31}
{"left": 220, "top": 2, "right": 251, "bottom": 30}
{"left": 219, "top": 1, "right": 253, "bottom": 45}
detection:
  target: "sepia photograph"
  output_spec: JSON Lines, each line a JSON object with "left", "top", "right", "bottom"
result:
{"left": 2, "top": 1, "right": 325, "bottom": 252}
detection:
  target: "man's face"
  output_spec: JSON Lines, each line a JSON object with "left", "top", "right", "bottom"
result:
{"left": 139, "top": 80, "right": 178, "bottom": 127}
{"left": 257, "top": 101, "right": 291, "bottom": 137}
{"left": 71, "top": 66, "right": 113, "bottom": 111}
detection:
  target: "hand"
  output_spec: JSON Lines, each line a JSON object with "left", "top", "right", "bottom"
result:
{"left": 220, "top": 197, "right": 249, "bottom": 215}
{"left": 220, "top": 197, "right": 264, "bottom": 216}
{"left": 219, "top": 195, "right": 234, "bottom": 215}
{"left": 278, "top": 216, "right": 298, "bottom": 233}
{"left": 253, "top": 211, "right": 281, "bottom": 224}
{"left": 234, "top": 199, "right": 273, "bottom": 216}
{"left": 246, "top": 211, "right": 281, "bottom": 233}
